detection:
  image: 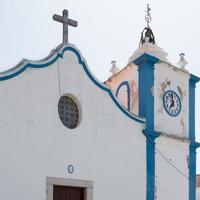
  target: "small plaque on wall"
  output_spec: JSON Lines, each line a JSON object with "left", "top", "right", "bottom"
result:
{"left": 67, "top": 164, "right": 74, "bottom": 174}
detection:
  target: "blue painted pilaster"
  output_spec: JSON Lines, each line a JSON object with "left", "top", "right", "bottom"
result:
{"left": 143, "top": 130, "right": 161, "bottom": 200}
{"left": 189, "top": 74, "right": 200, "bottom": 200}
{"left": 133, "top": 54, "right": 159, "bottom": 200}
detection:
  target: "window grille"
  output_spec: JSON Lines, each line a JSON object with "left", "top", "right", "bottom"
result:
{"left": 58, "top": 95, "right": 79, "bottom": 129}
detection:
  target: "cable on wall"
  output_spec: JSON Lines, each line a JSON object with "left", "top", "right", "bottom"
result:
{"left": 146, "top": 134, "right": 195, "bottom": 184}
{"left": 56, "top": 50, "right": 62, "bottom": 97}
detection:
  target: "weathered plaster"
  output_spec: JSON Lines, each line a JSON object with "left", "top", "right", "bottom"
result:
{"left": 105, "top": 63, "right": 139, "bottom": 115}
{"left": 154, "top": 62, "right": 190, "bottom": 138}
{"left": 159, "top": 78, "right": 171, "bottom": 99}
{"left": 130, "top": 80, "right": 138, "bottom": 112}
{"left": 128, "top": 41, "right": 169, "bottom": 65}
{"left": 156, "top": 135, "right": 189, "bottom": 200}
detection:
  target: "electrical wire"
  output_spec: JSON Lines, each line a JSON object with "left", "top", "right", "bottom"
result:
{"left": 155, "top": 145, "right": 190, "bottom": 180}
{"left": 147, "top": 135, "right": 196, "bottom": 184}
{"left": 56, "top": 51, "right": 62, "bottom": 97}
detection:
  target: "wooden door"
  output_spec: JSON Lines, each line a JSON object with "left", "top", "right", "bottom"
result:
{"left": 53, "top": 185, "right": 84, "bottom": 200}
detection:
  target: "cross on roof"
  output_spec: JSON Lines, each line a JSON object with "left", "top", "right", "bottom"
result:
{"left": 53, "top": 9, "right": 78, "bottom": 43}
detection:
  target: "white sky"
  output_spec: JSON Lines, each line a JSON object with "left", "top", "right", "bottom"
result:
{"left": 0, "top": 0, "right": 200, "bottom": 174}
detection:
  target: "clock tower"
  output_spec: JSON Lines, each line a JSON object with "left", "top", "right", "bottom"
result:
{"left": 130, "top": 29, "right": 200, "bottom": 200}
{"left": 105, "top": 5, "right": 200, "bottom": 200}
{"left": 128, "top": 5, "right": 200, "bottom": 200}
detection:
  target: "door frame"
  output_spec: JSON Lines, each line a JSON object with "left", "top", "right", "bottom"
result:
{"left": 46, "top": 177, "right": 93, "bottom": 200}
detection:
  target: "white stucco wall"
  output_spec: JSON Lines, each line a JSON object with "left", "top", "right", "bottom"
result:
{"left": 197, "top": 188, "right": 200, "bottom": 199}
{"left": 0, "top": 45, "right": 146, "bottom": 200}
{"left": 154, "top": 62, "right": 190, "bottom": 139}
{"left": 155, "top": 135, "right": 189, "bottom": 200}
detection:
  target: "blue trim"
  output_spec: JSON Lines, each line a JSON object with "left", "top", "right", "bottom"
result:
{"left": 190, "top": 142, "right": 200, "bottom": 149}
{"left": 189, "top": 140, "right": 200, "bottom": 188}
{"left": 189, "top": 74, "right": 200, "bottom": 200}
{"left": 0, "top": 46, "right": 145, "bottom": 124}
{"left": 115, "top": 81, "right": 131, "bottom": 111}
{"left": 189, "top": 76, "right": 198, "bottom": 142}
{"left": 133, "top": 53, "right": 159, "bottom": 200}
{"left": 143, "top": 129, "right": 161, "bottom": 200}
{"left": 190, "top": 74, "right": 200, "bottom": 85}
{"left": 134, "top": 53, "right": 159, "bottom": 130}
{"left": 0, "top": 56, "right": 59, "bottom": 81}
{"left": 189, "top": 143, "right": 197, "bottom": 200}
{"left": 143, "top": 129, "right": 161, "bottom": 138}
{"left": 162, "top": 90, "right": 182, "bottom": 117}
{"left": 133, "top": 53, "right": 159, "bottom": 66}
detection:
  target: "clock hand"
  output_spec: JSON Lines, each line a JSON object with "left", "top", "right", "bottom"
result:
{"left": 170, "top": 93, "right": 175, "bottom": 104}
{"left": 169, "top": 93, "right": 175, "bottom": 109}
{"left": 169, "top": 102, "right": 174, "bottom": 110}
{"left": 171, "top": 93, "right": 173, "bottom": 101}
{"left": 169, "top": 98, "right": 175, "bottom": 110}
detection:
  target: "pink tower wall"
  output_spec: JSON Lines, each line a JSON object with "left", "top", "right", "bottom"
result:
{"left": 105, "top": 64, "right": 139, "bottom": 115}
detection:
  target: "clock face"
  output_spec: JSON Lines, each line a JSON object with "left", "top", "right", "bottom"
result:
{"left": 163, "top": 90, "right": 181, "bottom": 117}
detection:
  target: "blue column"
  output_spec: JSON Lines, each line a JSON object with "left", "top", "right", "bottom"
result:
{"left": 143, "top": 130, "right": 161, "bottom": 200}
{"left": 189, "top": 74, "right": 200, "bottom": 200}
{"left": 133, "top": 54, "right": 160, "bottom": 200}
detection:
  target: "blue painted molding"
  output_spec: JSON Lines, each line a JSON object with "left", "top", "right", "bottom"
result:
{"left": 190, "top": 141, "right": 200, "bottom": 149}
{"left": 189, "top": 74, "right": 200, "bottom": 141}
{"left": 115, "top": 81, "right": 131, "bottom": 111}
{"left": 190, "top": 74, "right": 200, "bottom": 86}
{"left": 143, "top": 129, "right": 161, "bottom": 200}
{"left": 143, "top": 129, "right": 161, "bottom": 139}
{"left": 133, "top": 53, "right": 159, "bottom": 200}
{"left": 133, "top": 53, "right": 159, "bottom": 130}
{"left": 189, "top": 74, "right": 200, "bottom": 200}
{"left": 0, "top": 45, "right": 145, "bottom": 124}
{"left": 133, "top": 53, "right": 159, "bottom": 66}
{"left": 189, "top": 145, "right": 197, "bottom": 200}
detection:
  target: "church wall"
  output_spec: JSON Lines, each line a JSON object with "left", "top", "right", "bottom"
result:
{"left": 105, "top": 64, "right": 139, "bottom": 115}
{"left": 197, "top": 175, "right": 200, "bottom": 199}
{"left": 154, "top": 62, "right": 190, "bottom": 139}
{"left": 197, "top": 188, "right": 200, "bottom": 199}
{"left": 155, "top": 136, "right": 189, "bottom": 200}
{"left": 0, "top": 46, "right": 146, "bottom": 200}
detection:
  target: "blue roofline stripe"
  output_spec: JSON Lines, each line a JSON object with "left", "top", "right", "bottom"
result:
{"left": 189, "top": 74, "right": 199, "bottom": 200}
{"left": 0, "top": 45, "right": 145, "bottom": 124}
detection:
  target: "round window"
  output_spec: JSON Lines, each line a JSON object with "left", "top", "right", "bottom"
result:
{"left": 58, "top": 95, "right": 80, "bottom": 129}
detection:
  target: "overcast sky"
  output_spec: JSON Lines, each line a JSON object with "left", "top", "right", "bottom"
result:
{"left": 0, "top": 0, "right": 200, "bottom": 173}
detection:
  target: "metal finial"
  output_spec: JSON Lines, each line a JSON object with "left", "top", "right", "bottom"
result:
{"left": 145, "top": 3, "right": 152, "bottom": 27}
{"left": 139, "top": 4, "right": 155, "bottom": 46}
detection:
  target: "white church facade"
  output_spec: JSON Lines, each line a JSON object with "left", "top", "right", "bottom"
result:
{"left": 197, "top": 175, "right": 200, "bottom": 199}
{"left": 0, "top": 8, "right": 200, "bottom": 200}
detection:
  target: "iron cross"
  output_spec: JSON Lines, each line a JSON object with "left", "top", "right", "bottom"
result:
{"left": 53, "top": 9, "right": 78, "bottom": 43}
